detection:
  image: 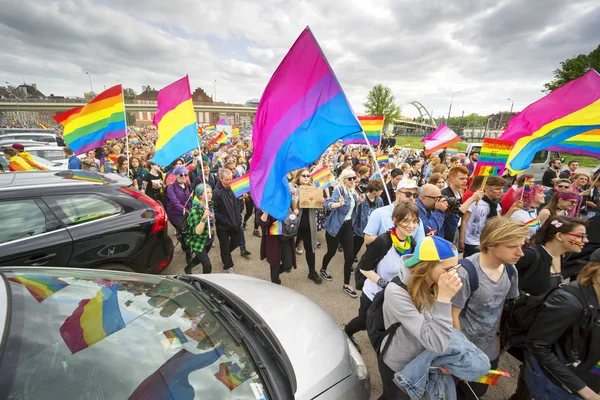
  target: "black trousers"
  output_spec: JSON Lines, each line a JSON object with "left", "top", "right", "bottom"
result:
{"left": 189, "top": 236, "right": 213, "bottom": 274}
{"left": 216, "top": 228, "right": 240, "bottom": 269}
{"left": 321, "top": 220, "right": 354, "bottom": 285}
{"left": 173, "top": 222, "right": 192, "bottom": 258}
{"left": 244, "top": 197, "right": 258, "bottom": 229}
{"left": 269, "top": 239, "right": 294, "bottom": 283}
{"left": 377, "top": 358, "right": 410, "bottom": 399}
{"left": 456, "top": 357, "right": 499, "bottom": 399}
{"left": 353, "top": 235, "right": 365, "bottom": 259}
{"left": 297, "top": 226, "right": 315, "bottom": 274}
{"left": 345, "top": 293, "right": 372, "bottom": 337}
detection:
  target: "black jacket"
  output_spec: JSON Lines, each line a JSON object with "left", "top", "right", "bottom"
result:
{"left": 526, "top": 281, "right": 600, "bottom": 393}
{"left": 515, "top": 245, "right": 555, "bottom": 296}
{"left": 212, "top": 181, "right": 241, "bottom": 231}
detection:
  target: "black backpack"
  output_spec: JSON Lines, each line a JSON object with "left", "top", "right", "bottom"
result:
{"left": 560, "top": 282, "right": 599, "bottom": 367}
{"left": 366, "top": 276, "right": 407, "bottom": 358}
{"left": 279, "top": 212, "right": 299, "bottom": 241}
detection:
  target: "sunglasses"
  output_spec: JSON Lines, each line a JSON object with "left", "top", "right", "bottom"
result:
{"left": 557, "top": 185, "right": 570, "bottom": 189}
{"left": 178, "top": 174, "right": 187, "bottom": 177}
{"left": 346, "top": 176, "right": 357, "bottom": 181}
{"left": 424, "top": 195, "right": 442, "bottom": 200}
{"left": 399, "top": 191, "right": 418, "bottom": 198}
{"left": 301, "top": 174, "right": 311, "bottom": 178}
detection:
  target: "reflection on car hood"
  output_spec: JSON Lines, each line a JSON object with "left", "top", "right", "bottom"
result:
{"left": 198, "top": 274, "right": 352, "bottom": 400}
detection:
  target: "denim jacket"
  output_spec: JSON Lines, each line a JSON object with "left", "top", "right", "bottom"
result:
{"left": 324, "top": 186, "right": 359, "bottom": 236}
{"left": 416, "top": 198, "right": 446, "bottom": 237}
{"left": 353, "top": 195, "right": 383, "bottom": 237}
{"left": 393, "top": 329, "right": 490, "bottom": 400}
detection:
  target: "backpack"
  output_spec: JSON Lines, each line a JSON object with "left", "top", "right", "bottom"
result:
{"left": 366, "top": 276, "right": 407, "bottom": 358}
{"left": 279, "top": 213, "right": 299, "bottom": 241}
{"left": 560, "top": 282, "right": 599, "bottom": 366}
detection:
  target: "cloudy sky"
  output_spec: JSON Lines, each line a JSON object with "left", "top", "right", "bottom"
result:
{"left": 1, "top": 0, "right": 598, "bottom": 118}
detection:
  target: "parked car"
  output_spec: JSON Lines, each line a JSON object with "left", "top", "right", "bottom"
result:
{"left": 0, "top": 138, "right": 53, "bottom": 148}
{"left": 23, "top": 145, "right": 66, "bottom": 161}
{"left": 0, "top": 128, "right": 56, "bottom": 135}
{"left": 0, "top": 267, "right": 370, "bottom": 399}
{"left": 0, "top": 132, "right": 58, "bottom": 145}
{"left": 0, "top": 170, "right": 173, "bottom": 273}
{"left": 0, "top": 153, "right": 66, "bottom": 171}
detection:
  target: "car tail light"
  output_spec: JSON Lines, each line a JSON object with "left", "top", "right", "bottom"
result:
{"left": 156, "top": 255, "right": 171, "bottom": 271}
{"left": 119, "top": 187, "right": 167, "bottom": 234}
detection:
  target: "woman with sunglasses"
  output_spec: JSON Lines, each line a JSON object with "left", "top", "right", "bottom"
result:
{"left": 166, "top": 166, "right": 193, "bottom": 265}
{"left": 320, "top": 168, "right": 364, "bottom": 297}
{"left": 539, "top": 190, "right": 579, "bottom": 225}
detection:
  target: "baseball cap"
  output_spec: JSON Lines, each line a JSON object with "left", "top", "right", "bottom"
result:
{"left": 396, "top": 179, "right": 423, "bottom": 193}
{"left": 173, "top": 166, "right": 188, "bottom": 175}
{"left": 404, "top": 236, "right": 458, "bottom": 268}
{"left": 11, "top": 143, "right": 24, "bottom": 151}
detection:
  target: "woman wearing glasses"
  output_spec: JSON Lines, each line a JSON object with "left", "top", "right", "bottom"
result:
{"left": 320, "top": 168, "right": 364, "bottom": 297}
{"left": 539, "top": 190, "right": 579, "bottom": 225}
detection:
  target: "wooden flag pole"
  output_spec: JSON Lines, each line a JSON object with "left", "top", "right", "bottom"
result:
{"left": 362, "top": 131, "right": 392, "bottom": 204}
{"left": 196, "top": 135, "right": 212, "bottom": 239}
{"left": 476, "top": 176, "right": 489, "bottom": 206}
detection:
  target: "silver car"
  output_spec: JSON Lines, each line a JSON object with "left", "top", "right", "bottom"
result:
{"left": 0, "top": 268, "right": 370, "bottom": 399}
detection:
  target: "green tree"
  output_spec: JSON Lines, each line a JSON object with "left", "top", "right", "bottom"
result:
{"left": 123, "top": 87, "right": 137, "bottom": 101}
{"left": 543, "top": 45, "right": 600, "bottom": 92}
{"left": 364, "top": 84, "right": 402, "bottom": 131}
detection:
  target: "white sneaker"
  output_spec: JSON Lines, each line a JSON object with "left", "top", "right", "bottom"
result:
{"left": 227, "top": 267, "right": 235, "bottom": 274}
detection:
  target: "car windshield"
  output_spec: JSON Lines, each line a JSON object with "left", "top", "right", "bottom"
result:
{"left": 0, "top": 269, "right": 270, "bottom": 399}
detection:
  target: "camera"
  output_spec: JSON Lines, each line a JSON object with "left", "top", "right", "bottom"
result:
{"left": 442, "top": 195, "right": 462, "bottom": 213}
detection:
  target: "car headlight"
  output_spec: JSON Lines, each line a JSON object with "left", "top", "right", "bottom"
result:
{"left": 346, "top": 337, "right": 369, "bottom": 380}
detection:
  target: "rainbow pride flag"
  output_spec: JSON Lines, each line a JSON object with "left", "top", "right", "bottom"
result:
{"left": 422, "top": 124, "right": 462, "bottom": 155}
{"left": 524, "top": 218, "right": 541, "bottom": 228}
{"left": 591, "top": 361, "right": 600, "bottom": 376}
{"left": 523, "top": 177, "right": 532, "bottom": 191}
{"left": 446, "top": 146, "right": 459, "bottom": 155}
{"left": 239, "top": 156, "right": 247, "bottom": 164}
{"left": 475, "top": 370, "right": 510, "bottom": 386}
{"left": 359, "top": 154, "right": 368, "bottom": 163}
{"left": 150, "top": 76, "right": 198, "bottom": 166}
{"left": 311, "top": 166, "right": 336, "bottom": 189}
{"left": 59, "top": 287, "right": 125, "bottom": 354}
{"left": 129, "top": 349, "right": 224, "bottom": 398}
{"left": 214, "top": 361, "right": 251, "bottom": 391}
{"left": 8, "top": 274, "right": 69, "bottom": 303}
{"left": 163, "top": 327, "right": 188, "bottom": 345}
{"left": 230, "top": 173, "right": 250, "bottom": 197}
{"left": 39, "top": 122, "right": 49, "bottom": 129}
{"left": 343, "top": 116, "right": 384, "bottom": 146}
{"left": 53, "top": 85, "right": 126, "bottom": 155}
{"left": 204, "top": 124, "right": 216, "bottom": 131}
{"left": 209, "top": 131, "right": 231, "bottom": 146}
{"left": 377, "top": 154, "right": 389, "bottom": 165}
{"left": 250, "top": 27, "right": 362, "bottom": 220}
{"left": 501, "top": 69, "right": 600, "bottom": 173}
{"left": 269, "top": 220, "right": 283, "bottom": 235}
{"left": 216, "top": 155, "right": 224, "bottom": 167}
{"left": 473, "top": 138, "right": 513, "bottom": 177}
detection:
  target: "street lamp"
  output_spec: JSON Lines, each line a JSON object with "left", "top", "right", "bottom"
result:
{"left": 447, "top": 91, "right": 461, "bottom": 122}
{"left": 508, "top": 98, "right": 514, "bottom": 113}
{"left": 85, "top": 72, "right": 94, "bottom": 93}
{"left": 214, "top": 79, "right": 217, "bottom": 102}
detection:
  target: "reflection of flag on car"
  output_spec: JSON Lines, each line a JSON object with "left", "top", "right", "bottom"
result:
{"left": 8, "top": 274, "right": 69, "bottom": 303}
{"left": 128, "top": 348, "right": 224, "bottom": 399}
{"left": 59, "top": 286, "right": 126, "bottom": 354}
{"left": 214, "top": 361, "right": 251, "bottom": 391}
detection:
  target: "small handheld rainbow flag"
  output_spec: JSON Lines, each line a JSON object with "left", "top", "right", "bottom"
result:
{"left": 591, "top": 361, "right": 600, "bottom": 376}
{"left": 204, "top": 124, "right": 216, "bottom": 131}
{"left": 216, "top": 155, "right": 224, "bottom": 167}
{"left": 359, "top": 154, "right": 368, "bottom": 164}
{"left": 524, "top": 218, "right": 541, "bottom": 228}
{"left": 269, "top": 220, "right": 283, "bottom": 235}
{"left": 311, "top": 166, "right": 336, "bottom": 189}
{"left": 474, "top": 138, "right": 513, "bottom": 177}
{"left": 377, "top": 154, "right": 389, "bottom": 166}
{"left": 343, "top": 116, "right": 384, "bottom": 146}
{"left": 446, "top": 146, "right": 459, "bottom": 155}
{"left": 475, "top": 370, "right": 511, "bottom": 386}
{"left": 230, "top": 173, "right": 250, "bottom": 197}
{"left": 523, "top": 177, "right": 532, "bottom": 191}
{"left": 210, "top": 131, "right": 231, "bottom": 146}
{"left": 214, "top": 361, "right": 251, "bottom": 391}
{"left": 8, "top": 274, "right": 69, "bottom": 303}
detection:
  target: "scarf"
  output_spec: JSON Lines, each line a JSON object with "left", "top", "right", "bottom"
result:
{"left": 389, "top": 228, "right": 412, "bottom": 256}
{"left": 482, "top": 196, "right": 499, "bottom": 219}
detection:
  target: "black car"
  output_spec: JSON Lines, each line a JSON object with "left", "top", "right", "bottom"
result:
{"left": 0, "top": 170, "right": 173, "bottom": 273}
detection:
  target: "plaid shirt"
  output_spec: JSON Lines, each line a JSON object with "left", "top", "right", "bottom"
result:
{"left": 184, "top": 201, "right": 214, "bottom": 252}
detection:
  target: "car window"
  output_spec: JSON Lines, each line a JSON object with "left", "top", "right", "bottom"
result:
{"left": 0, "top": 200, "right": 48, "bottom": 244}
{"left": 44, "top": 195, "right": 122, "bottom": 226}
{"left": 532, "top": 150, "right": 548, "bottom": 164}
{"left": 43, "top": 150, "right": 66, "bottom": 161}
{"left": 1, "top": 270, "right": 271, "bottom": 399}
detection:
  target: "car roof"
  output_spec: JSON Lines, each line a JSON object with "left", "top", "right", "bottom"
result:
{"left": 0, "top": 170, "right": 131, "bottom": 191}
{"left": 0, "top": 132, "right": 56, "bottom": 137}
{"left": 22, "top": 146, "right": 65, "bottom": 150}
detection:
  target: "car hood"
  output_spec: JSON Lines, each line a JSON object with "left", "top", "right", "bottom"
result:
{"left": 198, "top": 274, "right": 352, "bottom": 400}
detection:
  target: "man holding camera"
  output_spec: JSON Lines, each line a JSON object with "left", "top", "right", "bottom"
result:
{"left": 416, "top": 184, "right": 448, "bottom": 237}
{"left": 441, "top": 166, "right": 484, "bottom": 243}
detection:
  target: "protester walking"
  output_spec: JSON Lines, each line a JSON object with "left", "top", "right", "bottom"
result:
{"left": 166, "top": 166, "right": 193, "bottom": 265}
{"left": 212, "top": 169, "right": 241, "bottom": 273}
{"left": 257, "top": 210, "right": 296, "bottom": 284}
{"left": 538, "top": 190, "right": 579, "bottom": 224}
{"left": 352, "top": 179, "right": 384, "bottom": 262}
{"left": 184, "top": 184, "right": 215, "bottom": 274}
{"left": 510, "top": 183, "right": 546, "bottom": 238}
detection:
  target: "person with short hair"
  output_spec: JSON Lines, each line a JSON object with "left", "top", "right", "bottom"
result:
{"left": 542, "top": 158, "right": 562, "bottom": 189}
{"left": 352, "top": 179, "right": 384, "bottom": 262}
{"left": 452, "top": 217, "right": 530, "bottom": 399}
{"left": 382, "top": 168, "right": 404, "bottom": 206}
{"left": 559, "top": 160, "right": 580, "bottom": 181}
{"left": 501, "top": 174, "right": 534, "bottom": 214}
{"left": 466, "top": 152, "right": 479, "bottom": 177}
{"left": 442, "top": 166, "right": 483, "bottom": 243}
{"left": 2, "top": 147, "right": 34, "bottom": 171}
{"left": 417, "top": 184, "right": 448, "bottom": 237}
{"left": 213, "top": 168, "right": 242, "bottom": 273}
{"left": 166, "top": 166, "right": 193, "bottom": 265}
{"left": 64, "top": 147, "right": 82, "bottom": 170}
{"left": 184, "top": 184, "right": 215, "bottom": 274}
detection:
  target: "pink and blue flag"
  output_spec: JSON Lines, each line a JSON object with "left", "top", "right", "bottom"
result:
{"left": 217, "top": 117, "right": 227, "bottom": 125}
{"left": 250, "top": 27, "right": 362, "bottom": 220}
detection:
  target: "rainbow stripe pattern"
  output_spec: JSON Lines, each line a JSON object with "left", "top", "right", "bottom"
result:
{"left": 128, "top": 348, "right": 224, "bottom": 399}
{"left": 39, "top": 122, "right": 49, "bottom": 129}
{"left": 343, "top": 116, "right": 384, "bottom": 146}
{"left": 250, "top": 27, "right": 362, "bottom": 220}
{"left": 8, "top": 274, "right": 69, "bottom": 303}
{"left": 204, "top": 124, "right": 216, "bottom": 131}
{"left": 150, "top": 76, "right": 198, "bottom": 166}
{"left": 163, "top": 327, "right": 188, "bottom": 345}
{"left": 359, "top": 154, "right": 368, "bottom": 163}
{"left": 523, "top": 177, "right": 532, "bottom": 191}
{"left": 501, "top": 69, "right": 600, "bottom": 173}
{"left": 446, "top": 146, "right": 459, "bottom": 155}
{"left": 230, "top": 173, "right": 251, "bottom": 197}
{"left": 377, "top": 154, "right": 389, "bottom": 165}
{"left": 214, "top": 361, "right": 251, "bottom": 391}
{"left": 422, "top": 123, "right": 462, "bottom": 155}
{"left": 311, "top": 166, "right": 336, "bottom": 189}
{"left": 216, "top": 155, "right": 224, "bottom": 167}
{"left": 210, "top": 131, "right": 231, "bottom": 146}
{"left": 475, "top": 370, "right": 510, "bottom": 386}
{"left": 217, "top": 117, "right": 227, "bottom": 125}
{"left": 591, "top": 361, "right": 600, "bottom": 376}
{"left": 269, "top": 220, "right": 283, "bottom": 235}
{"left": 53, "top": 85, "right": 126, "bottom": 155}
{"left": 524, "top": 218, "right": 541, "bottom": 228}
{"left": 473, "top": 138, "right": 513, "bottom": 177}
{"left": 59, "top": 287, "right": 125, "bottom": 354}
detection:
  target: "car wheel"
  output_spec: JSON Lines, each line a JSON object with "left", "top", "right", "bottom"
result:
{"left": 98, "top": 263, "right": 135, "bottom": 272}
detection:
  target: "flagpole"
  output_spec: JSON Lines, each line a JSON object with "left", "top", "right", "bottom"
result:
{"left": 120, "top": 86, "right": 130, "bottom": 177}
{"left": 362, "top": 131, "right": 391, "bottom": 204}
{"left": 196, "top": 135, "right": 212, "bottom": 239}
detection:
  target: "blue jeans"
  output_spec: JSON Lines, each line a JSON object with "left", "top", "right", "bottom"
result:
{"left": 239, "top": 222, "right": 247, "bottom": 251}
{"left": 524, "top": 353, "right": 581, "bottom": 400}
{"left": 394, "top": 329, "right": 490, "bottom": 400}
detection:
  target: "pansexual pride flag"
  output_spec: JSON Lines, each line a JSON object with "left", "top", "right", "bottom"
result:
{"left": 59, "top": 287, "right": 125, "bottom": 354}
{"left": 230, "top": 173, "right": 250, "bottom": 197}
{"left": 8, "top": 274, "right": 69, "bottom": 303}
{"left": 53, "top": 85, "right": 126, "bottom": 155}
{"left": 422, "top": 123, "right": 462, "bottom": 155}
{"left": 128, "top": 349, "right": 224, "bottom": 399}
{"left": 151, "top": 76, "right": 198, "bottom": 166}
{"left": 250, "top": 27, "right": 362, "bottom": 220}
{"left": 311, "top": 166, "right": 336, "bottom": 189}
{"left": 501, "top": 69, "right": 600, "bottom": 173}
{"left": 343, "top": 116, "right": 384, "bottom": 146}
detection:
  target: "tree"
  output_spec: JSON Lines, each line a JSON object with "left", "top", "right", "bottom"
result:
{"left": 123, "top": 87, "right": 137, "bottom": 101}
{"left": 364, "top": 84, "right": 402, "bottom": 131}
{"left": 543, "top": 45, "right": 600, "bottom": 92}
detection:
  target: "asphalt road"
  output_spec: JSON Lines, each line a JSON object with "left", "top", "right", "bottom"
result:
{"left": 163, "top": 225, "right": 521, "bottom": 399}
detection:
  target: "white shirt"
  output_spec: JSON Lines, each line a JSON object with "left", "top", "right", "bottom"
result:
{"left": 465, "top": 201, "right": 501, "bottom": 245}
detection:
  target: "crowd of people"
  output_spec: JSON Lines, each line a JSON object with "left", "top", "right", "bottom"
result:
{"left": 3, "top": 126, "right": 600, "bottom": 400}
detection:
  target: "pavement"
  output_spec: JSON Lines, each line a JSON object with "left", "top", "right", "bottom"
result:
{"left": 163, "top": 224, "right": 521, "bottom": 399}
